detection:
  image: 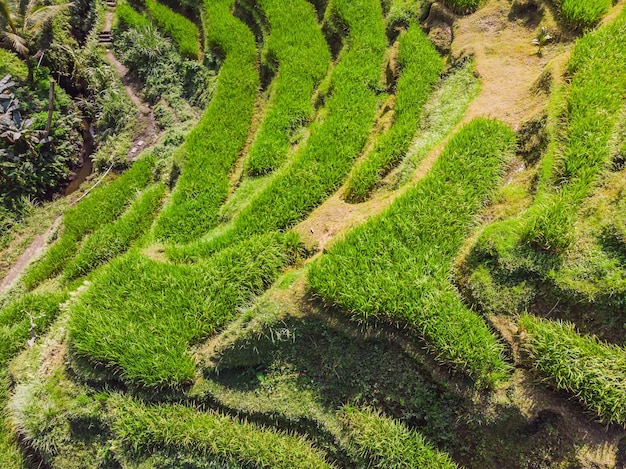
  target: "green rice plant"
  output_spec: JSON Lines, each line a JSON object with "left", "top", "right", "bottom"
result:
{"left": 555, "top": 0, "right": 612, "bottom": 29}
{"left": 521, "top": 9, "right": 626, "bottom": 251}
{"left": 115, "top": 1, "right": 151, "bottom": 31}
{"left": 63, "top": 183, "right": 166, "bottom": 281}
{"left": 167, "top": 0, "right": 387, "bottom": 257}
{"left": 344, "top": 24, "right": 442, "bottom": 202}
{"left": 111, "top": 396, "right": 332, "bottom": 467}
{"left": 339, "top": 406, "right": 458, "bottom": 469}
{"left": 69, "top": 233, "right": 299, "bottom": 388}
{"left": 309, "top": 119, "right": 515, "bottom": 387}
{"left": 145, "top": 0, "right": 200, "bottom": 60}
{"left": 244, "top": 0, "right": 330, "bottom": 176}
{"left": 22, "top": 156, "right": 155, "bottom": 289}
{"left": 153, "top": 0, "right": 258, "bottom": 243}
{"left": 0, "top": 292, "right": 67, "bottom": 468}
{"left": 441, "top": 0, "right": 483, "bottom": 14}
{"left": 519, "top": 314, "right": 626, "bottom": 425}
{"left": 392, "top": 58, "right": 480, "bottom": 186}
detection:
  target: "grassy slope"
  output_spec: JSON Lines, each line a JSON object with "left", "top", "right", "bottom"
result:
{"left": 344, "top": 24, "right": 443, "bottom": 202}
{"left": 145, "top": 0, "right": 200, "bottom": 59}
{"left": 68, "top": 233, "right": 298, "bottom": 387}
{"left": 310, "top": 118, "right": 515, "bottom": 387}
{"left": 153, "top": 0, "right": 258, "bottom": 243}
{"left": 245, "top": 0, "right": 331, "bottom": 176}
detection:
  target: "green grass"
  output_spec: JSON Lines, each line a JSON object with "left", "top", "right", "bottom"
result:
{"left": 22, "top": 156, "right": 155, "bottom": 289}
{"left": 519, "top": 314, "right": 626, "bottom": 425}
{"left": 340, "top": 407, "right": 458, "bottom": 469}
{"left": 166, "top": 0, "right": 387, "bottom": 260}
{"left": 344, "top": 24, "right": 442, "bottom": 202}
{"left": 153, "top": 0, "right": 258, "bottom": 243}
{"left": 145, "top": 0, "right": 200, "bottom": 59}
{"left": 244, "top": 0, "right": 330, "bottom": 176}
{"left": 0, "top": 292, "right": 67, "bottom": 468}
{"left": 309, "top": 118, "right": 515, "bottom": 387}
{"left": 111, "top": 396, "right": 332, "bottom": 468}
{"left": 62, "top": 183, "right": 165, "bottom": 281}
{"left": 69, "top": 233, "right": 299, "bottom": 388}
{"left": 441, "top": 0, "right": 483, "bottom": 14}
{"left": 521, "top": 8, "right": 626, "bottom": 252}
{"left": 392, "top": 58, "right": 480, "bottom": 187}
{"left": 555, "top": 0, "right": 613, "bottom": 29}
{"left": 115, "top": 1, "right": 152, "bottom": 30}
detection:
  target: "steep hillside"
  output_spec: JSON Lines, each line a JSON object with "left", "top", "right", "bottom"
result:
{"left": 1, "top": 0, "right": 626, "bottom": 467}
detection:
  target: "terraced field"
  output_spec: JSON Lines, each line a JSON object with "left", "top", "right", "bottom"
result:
{"left": 1, "top": 0, "right": 626, "bottom": 467}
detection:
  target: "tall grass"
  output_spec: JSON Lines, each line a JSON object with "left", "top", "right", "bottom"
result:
{"left": 145, "top": 0, "right": 200, "bottom": 60}
{"left": 167, "top": 0, "right": 387, "bottom": 258}
{"left": 340, "top": 407, "right": 458, "bottom": 469}
{"left": 554, "top": 0, "right": 613, "bottom": 29}
{"left": 69, "top": 233, "right": 299, "bottom": 388}
{"left": 22, "top": 156, "right": 155, "bottom": 289}
{"left": 309, "top": 119, "right": 515, "bottom": 386}
{"left": 442, "top": 0, "right": 483, "bottom": 14}
{"left": 244, "top": 0, "right": 331, "bottom": 176}
{"left": 344, "top": 24, "right": 442, "bottom": 202}
{"left": 115, "top": 1, "right": 151, "bottom": 30}
{"left": 519, "top": 314, "right": 626, "bottom": 425}
{"left": 63, "top": 183, "right": 165, "bottom": 281}
{"left": 153, "top": 0, "right": 258, "bottom": 243}
{"left": 522, "top": 8, "right": 626, "bottom": 252}
{"left": 111, "top": 396, "right": 332, "bottom": 467}
{"left": 0, "top": 293, "right": 67, "bottom": 468}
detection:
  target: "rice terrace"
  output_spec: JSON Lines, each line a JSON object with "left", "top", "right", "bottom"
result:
{"left": 1, "top": 0, "right": 626, "bottom": 465}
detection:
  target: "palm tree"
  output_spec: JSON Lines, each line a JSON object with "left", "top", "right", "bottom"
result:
{"left": 0, "top": 0, "right": 72, "bottom": 80}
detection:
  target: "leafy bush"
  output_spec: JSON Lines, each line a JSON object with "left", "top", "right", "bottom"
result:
{"left": 519, "top": 314, "right": 626, "bottom": 425}
{"left": 111, "top": 396, "right": 332, "bottom": 467}
{"left": 145, "top": 0, "right": 200, "bottom": 60}
{"left": 309, "top": 119, "right": 515, "bottom": 386}
{"left": 344, "top": 24, "right": 442, "bottom": 202}
{"left": 153, "top": 0, "right": 258, "bottom": 243}
{"left": 63, "top": 183, "right": 165, "bottom": 280}
{"left": 244, "top": 0, "right": 330, "bottom": 176}
{"left": 340, "top": 406, "right": 458, "bottom": 469}
{"left": 22, "top": 155, "right": 155, "bottom": 289}
{"left": 69, "top": 233, "right": 299, "bottom": 387}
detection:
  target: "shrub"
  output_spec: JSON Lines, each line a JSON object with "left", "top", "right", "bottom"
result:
{"left": 244, "top": 0, "right": 331, "bottom": 176}
{"left": 344, "top": 24, "right": 442, "bottom": 202}
{"left": 519, "top": 314, "right": 626, "bottom": 425}
{"left": 340, "top": 406, "right": 458, "bottom": 469}
{"left": 309, "top": 119, "right": 515, "bottom": 386}
{"left": 153, "top": 0, "right": 258, "bottom": 243}
{"left": 145, "top": 0, "right": 200, "bottom": 60}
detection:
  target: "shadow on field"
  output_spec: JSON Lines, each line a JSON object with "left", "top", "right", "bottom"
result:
{"left": 202, "top": 298, "right": 584, "bottom": 469}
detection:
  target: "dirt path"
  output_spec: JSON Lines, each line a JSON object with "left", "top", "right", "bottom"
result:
{"left": 102, "top": 9, "right": 160, "bottom": 159}
{"left": 0, "top": 217, "right": 62, "bottom": 294}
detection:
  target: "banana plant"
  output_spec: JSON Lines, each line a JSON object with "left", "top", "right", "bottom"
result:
{"left": 532, "top": 27, "right": 553, "bottom": 55}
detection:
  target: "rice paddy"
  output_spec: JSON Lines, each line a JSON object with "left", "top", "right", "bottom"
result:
{"left": 3, "top": 0, "right": 626, "bottom": 466}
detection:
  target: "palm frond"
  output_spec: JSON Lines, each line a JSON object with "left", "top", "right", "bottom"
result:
{"left": 1, "top": 30, "right": 28, "bottom": 56}
{"left": 24, "top": 2, "right": 72, "bottom": 36}
{"left": 0, "top": 0, "right": 17, "bottom": 33}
